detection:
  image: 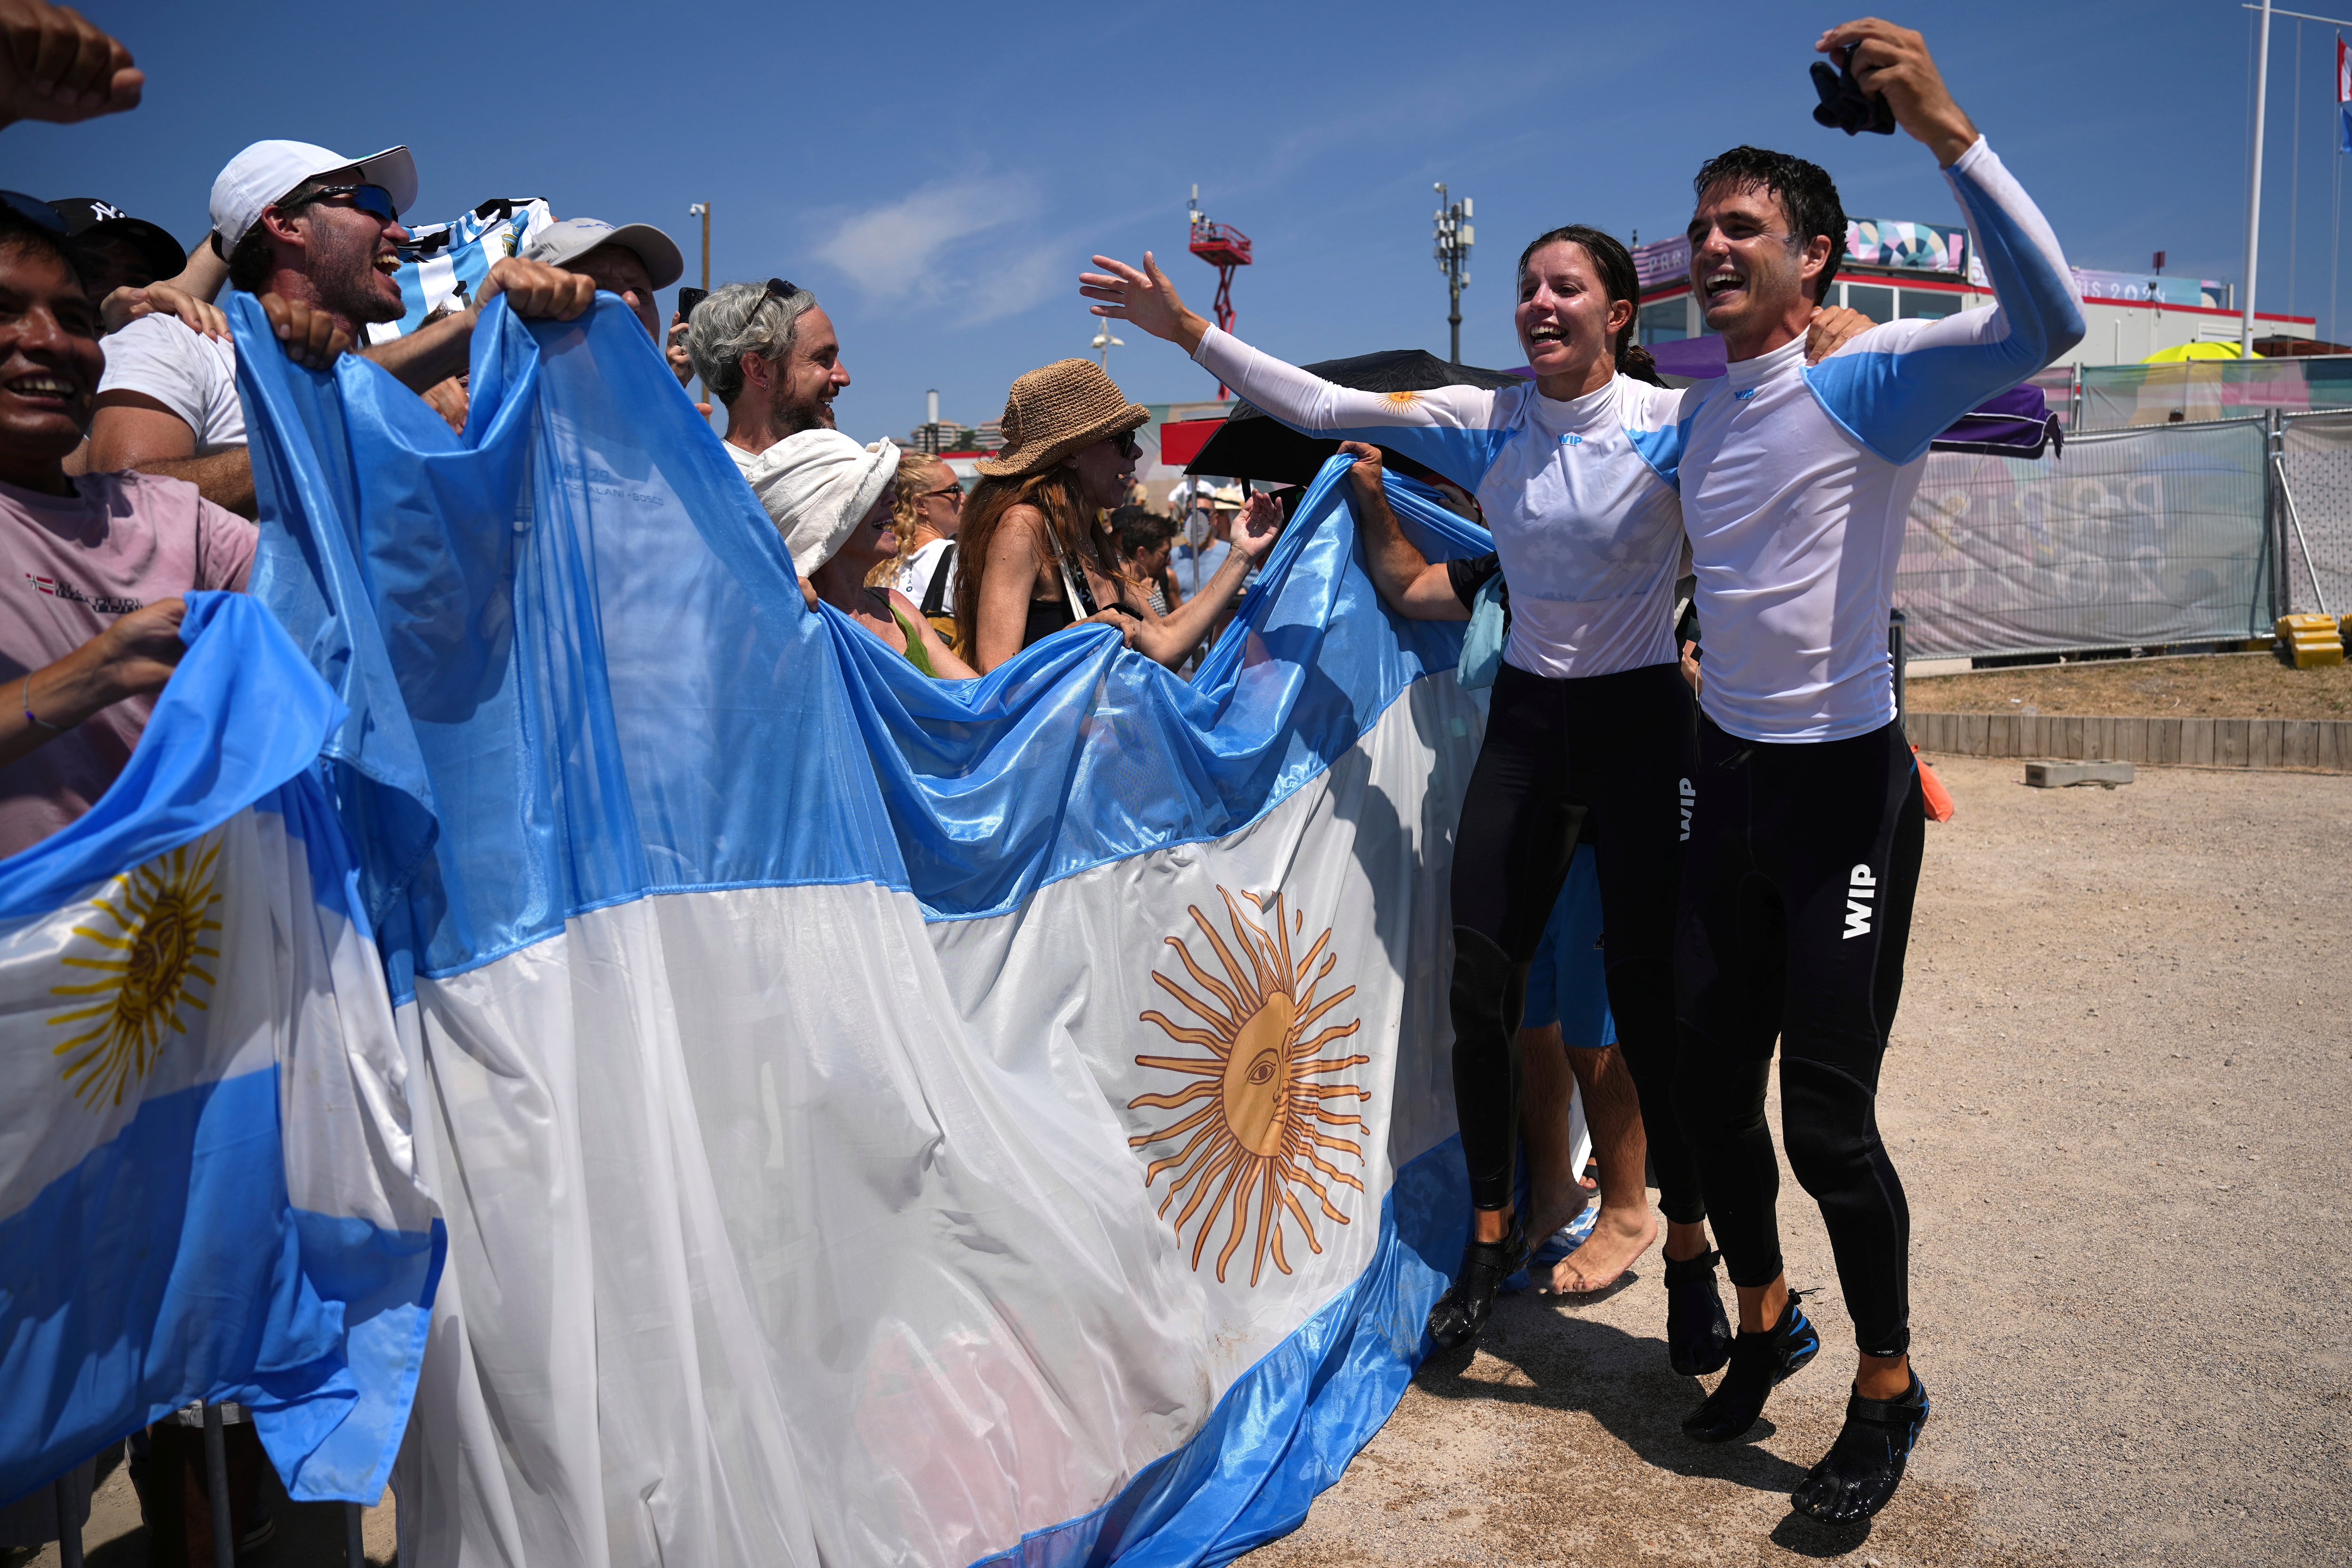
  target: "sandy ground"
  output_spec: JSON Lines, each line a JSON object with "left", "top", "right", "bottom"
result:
{"left": 1908, "top": 650, "right": 2352, "bottom": 720}
{"left": 1245, "top": 754, "right": 2352, "bottom": 1568}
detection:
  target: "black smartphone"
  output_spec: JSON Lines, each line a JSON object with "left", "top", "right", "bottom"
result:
{"left": 675, "top": 286, "right": 708, "bottom": 322}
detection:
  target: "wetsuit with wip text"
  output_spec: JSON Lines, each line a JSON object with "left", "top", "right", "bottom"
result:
{"left": 1670, "top": 137, "right": 2083, "bottom": 1373}
{"left": 1190, "top": 329, "right": 1708, "bottom": 1352}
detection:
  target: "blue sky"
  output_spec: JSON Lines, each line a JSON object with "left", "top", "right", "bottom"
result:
{"left": 14, "top": 1, "right": 2351, "bottom": 439}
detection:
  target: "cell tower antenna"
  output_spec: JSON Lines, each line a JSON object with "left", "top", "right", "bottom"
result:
{"left": 1187, "top": 183, "right": 1252, "bottom": 396}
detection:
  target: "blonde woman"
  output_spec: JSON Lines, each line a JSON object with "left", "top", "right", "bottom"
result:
{"left": 951, "top": 358, "right": 1279, "bottom": 674}
{"left": 872, "top": 451, "right": 963, "bottom": 611}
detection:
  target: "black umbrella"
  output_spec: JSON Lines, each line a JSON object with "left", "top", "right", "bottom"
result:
{"left": 1186, "top": 349, "right": 1527, "bottom": 485}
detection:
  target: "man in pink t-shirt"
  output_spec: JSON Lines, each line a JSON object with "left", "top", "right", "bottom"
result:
{"left": 0, "top": 203, "right": 259, "bottom": 857}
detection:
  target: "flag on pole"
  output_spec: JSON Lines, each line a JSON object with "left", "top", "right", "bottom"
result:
{"left": 233, "top": 289, "right": 1514, "bottom": 1567}
{"left": 2339, "top": 33, "right": 2351, "bottom": 151}
{"left": 0, "top": 596, "right": 441, "bottom": 1509}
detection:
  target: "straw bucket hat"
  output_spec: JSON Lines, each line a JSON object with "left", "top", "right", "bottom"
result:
{"left": 976, "top": 358, "right": 1150, "bottom": 478}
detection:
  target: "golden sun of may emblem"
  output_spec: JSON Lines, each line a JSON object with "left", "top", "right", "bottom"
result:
{"left": 1130, "top": 889, "right": 1369, "bottom": 1287}
{"left": 50, "top": 837, "right": 224, "bottom": 1109}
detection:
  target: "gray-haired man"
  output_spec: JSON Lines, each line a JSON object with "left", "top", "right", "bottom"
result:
{"left": 683, "top": 279, "right": 850, "bottom": 470}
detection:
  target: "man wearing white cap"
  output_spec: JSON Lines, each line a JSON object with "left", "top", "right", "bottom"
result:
{"left": 520, "top": 216, "right": 683, "bottom": 344}
{"left": 88, "top": 139, "right": 592, "bottom": 515}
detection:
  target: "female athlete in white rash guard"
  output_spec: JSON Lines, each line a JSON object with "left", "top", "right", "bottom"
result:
{"left": 1079, "top": 231, "right": 1872, "bottom": 1363}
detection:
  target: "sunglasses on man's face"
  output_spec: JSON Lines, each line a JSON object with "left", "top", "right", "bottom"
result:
{"left": 304, "top": 184, "right": 401, "bottom": 225}
{"left": 1112, "top": 430, "right": 1141, "bottom": 461}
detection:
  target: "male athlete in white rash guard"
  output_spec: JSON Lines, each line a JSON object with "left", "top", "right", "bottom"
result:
{"left": 1666, "top": 18, "right": 2084, "bottom": 1526}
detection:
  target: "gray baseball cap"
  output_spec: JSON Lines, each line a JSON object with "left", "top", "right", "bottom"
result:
{"left": 520, "top": 217, "right": 684, "bottom": 290}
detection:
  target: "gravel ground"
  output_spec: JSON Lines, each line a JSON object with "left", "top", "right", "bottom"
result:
{"left": 1246, "top": 754, "right": 2352, "bottom": 1568}
{"left": 1908, "top": 650, "right": 2352, "bottom": 720}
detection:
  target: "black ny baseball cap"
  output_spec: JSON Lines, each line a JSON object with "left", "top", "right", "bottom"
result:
{"left": 48, "top": 198, "right": 188, "bottom": 281}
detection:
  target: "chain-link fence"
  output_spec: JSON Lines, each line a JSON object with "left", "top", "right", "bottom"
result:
{"left": 2279, "top": 411, "right": 2352, "bottom": 615}
{"left": 1895, "top": 417, "right": 2272, "bottom": 659}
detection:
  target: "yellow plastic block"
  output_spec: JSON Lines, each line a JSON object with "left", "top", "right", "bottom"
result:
{"left": 2275, "top": 613, "right": 2345, "bottom": 668}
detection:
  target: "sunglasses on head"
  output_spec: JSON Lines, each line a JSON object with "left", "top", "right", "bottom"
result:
{"left": 300, "top": 183, "right": 400, "bottom": 224}
{"left": 755, "top": 277, "right": 801, "bottom": 310}
{"left": 0, "top": 191, "right": 66, "bottom": 232}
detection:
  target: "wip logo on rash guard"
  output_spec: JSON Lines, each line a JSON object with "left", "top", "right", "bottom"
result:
{"left": 1843, "top": 863, "right": 1877, "bottom": 939}
{"left": 1679, "top": 777, "right": 1695, "bottom": 842}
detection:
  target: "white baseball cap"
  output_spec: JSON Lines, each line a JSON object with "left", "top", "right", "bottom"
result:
{"left": 519, "top": 217, "right": 684, "bottom": 291}
{"left": 208, "top": 140, "right": 418, "bottom": 251}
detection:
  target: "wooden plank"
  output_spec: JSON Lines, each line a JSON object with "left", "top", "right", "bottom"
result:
{"left": 2065, "top": 716, "right": 2086, "bottom": 759}
{"left": 2285, "top": 721, "right": 2319, "bottom": 770}
{"left": 1963, "top": 712, "right": 1989, "bottom": 756}
{"left": 1992, "top": 714, "right": 2019, "bottom": 757}
{"left": 2150, "top": 718, "right": 2181, "bottom": 765}
{"left": 2117, "top": 717, "right": 2148, "bottom": 763}
{"left": 2183, "top": 719, "right": 2213, "bottom": 766}
{"left": 2218, "top": 718, "right": 2250, "bottom": 768}
{"left": 2254, "top": 721, "right": 2284, "bottom": 769}
{"left": 2026, "top": 760, "right": 2136, "bottom": 788}
{"left": 2325, "top": 722, "right": 2352, "bottom": 772}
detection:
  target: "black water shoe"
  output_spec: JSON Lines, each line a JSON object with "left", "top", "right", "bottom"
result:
{"left": 1662, "top": 1248, "right": 1734, "bottom": 1377}
{"left": 1682, "top": 1291, "right": 1820, "bottom": 1443}
{"left": 1426, "top": 1218, "right": 1527, "bottom": 1351}
{"left": 1791, "top": 1373, "right": 1931, "bottom": 1524}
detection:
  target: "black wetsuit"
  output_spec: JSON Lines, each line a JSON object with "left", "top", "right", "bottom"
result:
{"left": 1673, "top": 716, "right": 1924, "bottom": 1356}
{"left": 1443, "top": 555, "right": 1705, "bottom": 1229}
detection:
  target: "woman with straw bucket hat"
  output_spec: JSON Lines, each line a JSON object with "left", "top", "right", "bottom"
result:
{"left": 953, "top": 358, "right": 1282, "bottom": 673}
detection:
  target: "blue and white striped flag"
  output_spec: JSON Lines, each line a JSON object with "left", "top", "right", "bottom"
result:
{"left": 238, "top": 289, "right": 1504, "bottom": 1567}
{"left": 369, "top": 197, "right": 554, "bottom": 341}
{"left": 0, "top": 595, "right": 441, "bottom": 1509}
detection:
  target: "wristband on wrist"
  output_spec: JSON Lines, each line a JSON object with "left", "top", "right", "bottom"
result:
{"left": 22, "top": 674, "right": 67, "bottom": 734}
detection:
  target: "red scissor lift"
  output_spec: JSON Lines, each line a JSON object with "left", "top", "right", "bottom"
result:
{"left": 1187, "top": 189, "right": 1251, "bottom": 395}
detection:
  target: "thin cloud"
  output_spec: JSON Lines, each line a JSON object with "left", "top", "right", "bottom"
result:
{"left": 812, "top": 177, "right": 1056, "bottom": 325}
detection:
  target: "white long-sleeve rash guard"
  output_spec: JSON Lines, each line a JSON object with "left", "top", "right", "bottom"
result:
{"left": 1191, "top": 329, "right": 1691, "bottom": 680}
{"left": 1679, "top": 136, "right": 2086, "bottom": 743}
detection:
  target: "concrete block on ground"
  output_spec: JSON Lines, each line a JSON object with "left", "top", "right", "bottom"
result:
{"left": 2025, "top": 759, "right": 2136, "bottom": 788}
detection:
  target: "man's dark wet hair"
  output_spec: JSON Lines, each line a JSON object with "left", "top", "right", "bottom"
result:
{"left": 1692, "top": 146, "right": 1847, "bottom": 302}
{"left": 0, "top": 206, "right": 89, "bottom": 293}
{"left": 1111, "top": 503, "right": 1180, "bottom": 558}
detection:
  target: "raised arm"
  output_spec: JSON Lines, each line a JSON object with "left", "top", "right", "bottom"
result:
{"left": 1340, "top": 443, "right": 1468, "bottom": 622}
{"left": 1080, "top": 252, "right": 1506, "bottom": 490}
{"left": 1112, "top": 492, "right": 1288, "bottom": 666}
{"left": 1804, "top": 20, "right": 2086, "bottom": 463}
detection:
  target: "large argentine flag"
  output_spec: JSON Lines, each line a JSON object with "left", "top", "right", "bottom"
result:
{"left": 0, "top": 595, "right": 441, "bottom": 1508}
{"left": 238, "top": 293, "right": 1498, "bottom": 1566}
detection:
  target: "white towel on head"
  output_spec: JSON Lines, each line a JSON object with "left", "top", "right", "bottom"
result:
{"left": 731, "top": 429, "right": 901, "bottom": 576}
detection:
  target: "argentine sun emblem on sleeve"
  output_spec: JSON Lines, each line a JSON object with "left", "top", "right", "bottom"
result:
{"left": 49, "top": 837, "right": 224, "bottom": 1109}
{"left": 1130, "top": 889, "right": 1369, "bottom": 1286}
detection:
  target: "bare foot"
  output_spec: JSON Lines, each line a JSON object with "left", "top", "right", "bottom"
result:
{"left": 1542, "top": 1205, "right": 1658, "bottom": 1295}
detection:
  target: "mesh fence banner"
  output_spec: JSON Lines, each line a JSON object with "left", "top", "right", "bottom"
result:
{"left": 1896, "top": 418, "right": 2271, "bottom": 658}
{"left": 2280, "top": 411, "right": 2352, "bottom": 614}
{"left": 2078, "top": 358, "right": 2352, "bottom": 429}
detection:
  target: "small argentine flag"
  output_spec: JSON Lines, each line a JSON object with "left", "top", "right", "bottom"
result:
{"left": 0, "top": 594, "right": 440, "bottom": 1509}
